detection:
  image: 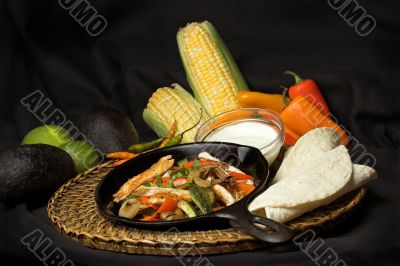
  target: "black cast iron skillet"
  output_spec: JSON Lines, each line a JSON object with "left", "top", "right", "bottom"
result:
{"left": 95, "top": 142, "right": 293, "bottom": 243}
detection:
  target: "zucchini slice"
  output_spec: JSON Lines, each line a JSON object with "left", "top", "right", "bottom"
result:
{"left": 189, "top": 185, "right": 212, "bottom": 215}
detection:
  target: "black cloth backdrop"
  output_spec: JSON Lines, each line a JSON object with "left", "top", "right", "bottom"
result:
{"left": 0, "top": 0, "right": 399, "bottom": 265}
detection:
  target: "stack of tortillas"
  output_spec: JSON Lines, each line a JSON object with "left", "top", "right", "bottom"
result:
{"left": 249, "top": 127, "right": 377, "bottom": 223}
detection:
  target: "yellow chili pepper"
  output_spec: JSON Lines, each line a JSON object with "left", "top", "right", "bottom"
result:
{"left": 237, "top": 91, "right": 288, "bottom": 113}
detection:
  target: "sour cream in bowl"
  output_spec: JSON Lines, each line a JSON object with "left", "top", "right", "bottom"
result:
{"left": 195, "top": 108, "right": 284, "bottom": 165}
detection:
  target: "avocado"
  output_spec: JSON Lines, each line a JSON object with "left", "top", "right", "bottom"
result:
{"left": 60, "top": 140, "right": 101, "bottom": 173}
{"left": 76, "top": 106, "right": 139, "bottom": 154}
{"left": 0, "top": 144, "right": 75, "bottom": 204}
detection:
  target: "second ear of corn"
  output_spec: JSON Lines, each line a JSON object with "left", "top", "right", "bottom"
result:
{"left": 143, "top": 21, "right": 247, "bottom": 142}
{"left": 143, "top": 84, "right": 210, "bottom": 143}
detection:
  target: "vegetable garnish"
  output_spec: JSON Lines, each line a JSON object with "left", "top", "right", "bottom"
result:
{"left": 172, "top": 178, "right": 188, "bottom": 187}
{"left": 178, "top": 158, "right": 188, "bottom": 167}
{"left": 171, "top": 168, "right": 189, "bottom": 178}
{"left": 113, "top": 152, "right": 255, "bottom": 221}
{"left": 155, "top": 175, "right": 163, "bottom": 187}
{"left": 192, "top": 159, "right": 202, "bottom": 169}
{"left": 189, "top": 185, "right": 212, "bottom": 214}
{"left": 177, "top": 200, "right": 197, "bottom": 217}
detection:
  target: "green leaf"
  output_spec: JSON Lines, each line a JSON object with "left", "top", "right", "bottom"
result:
{"left": 178, "top": 158, "right": 188, "bottom": 167}
{"left": 171, "top": 168, "right": 189, "bottom": 179}
{"left": 124, "top": 193, "right": 138, "bottom": 201}
{"left": 156, "top": 175, "right": 163, "bottom": 187}
{"left": 143, "top": 181, "right": 153, "bottom": 187}
{"left": 192, "top": 160, "right": 202, "bottom": 169}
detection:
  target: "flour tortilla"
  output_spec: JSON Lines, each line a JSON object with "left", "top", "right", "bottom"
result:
{"left": 272, "top": 127, "right": 340, "bottom": 184}
{"left": 262, "top": 164, "right": 377, "bottom": 223}
{"left": 249, "top": 145, "right": 352, "bottom": 210}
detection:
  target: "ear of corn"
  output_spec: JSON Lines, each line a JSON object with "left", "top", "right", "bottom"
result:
{"left": 177, "top": 21, "right": 248, "bottom": 116}
{"left": 143, "top": 84, "right": 210, "bottom": 143}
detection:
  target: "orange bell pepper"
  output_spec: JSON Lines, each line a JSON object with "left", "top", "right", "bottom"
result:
{"left": 281, "top": 96, "right": 348, "bottom": 144}
{"left": 284, "top": 127, "right": 300, "bottom": 146}
{"left": 237, "top": 91, "right": 288, "bottom": 113}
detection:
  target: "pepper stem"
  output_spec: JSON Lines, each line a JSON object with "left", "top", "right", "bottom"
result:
{"left": 280, "top": 86, "right": 290, "bottom": 106}
{"left": 180, "top": 109, "right": 203, "bottom": 136}
{"left": 284, "top": 71, "right": 305, "bottom": 84}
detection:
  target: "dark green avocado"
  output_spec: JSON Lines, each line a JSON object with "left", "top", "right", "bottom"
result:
{"left": 76, "top": 105, "right": 139, "bottom": 154}
{"left": 0, "top": 144, "right": 75, "bottom": 204}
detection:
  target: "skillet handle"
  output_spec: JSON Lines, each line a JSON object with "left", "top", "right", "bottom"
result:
{"left": 229, "top": 211, "right": 293, "bottom": 243}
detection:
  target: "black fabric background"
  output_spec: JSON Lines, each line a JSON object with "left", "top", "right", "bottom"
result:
{"left": 0, "top": 0, "right": 399, "bottom": 265}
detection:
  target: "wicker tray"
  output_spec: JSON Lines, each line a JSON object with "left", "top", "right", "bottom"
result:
{"left": 48, "top": 160, "right": 366, "bottom": 256}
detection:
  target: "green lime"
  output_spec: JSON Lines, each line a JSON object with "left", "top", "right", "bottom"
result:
{"left": 60, "top": 140, "right": 101, "bottom": 173}
{"left": 22, "top": 125, "right": 72, "bottom": 147}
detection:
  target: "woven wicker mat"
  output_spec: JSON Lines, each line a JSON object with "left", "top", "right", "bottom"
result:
{"left": 48, "top": 161, "right": 366, "bottom": 256}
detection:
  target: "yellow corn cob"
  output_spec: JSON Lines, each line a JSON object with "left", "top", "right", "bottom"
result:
{"left": 143, "top": 84, "right": 209, "bottom": 142}
{"left": 177, "top": 21, "right": 248, "bottom": 116}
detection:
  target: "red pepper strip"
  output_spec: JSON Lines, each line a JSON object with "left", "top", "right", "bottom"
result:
{"left": 141, "top": 197, "right": 177, "bottom": 221}
{"left": 140, "top": 197, "right": 149, "bottom": 204}
{"left": 285, "top": 71, "right": 330, "bottom": 116}
{"left": 161, "top": 177, "right": 170, "bottom": 187}
{"left": 237, "top": 183, "right": 256, "bottom": 196}
{"left": 113, "top": 159, "right": 129, "bottom": 167}
{"left": 226, "top": 170, "right": 254, "bottom": 180}
{"left": 173, "top": 178, "right": 188, "bottom": 187}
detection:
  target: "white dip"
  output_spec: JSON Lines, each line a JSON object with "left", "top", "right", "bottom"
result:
{"left": 206, "top": 121, "right": 282, "bottom": 164}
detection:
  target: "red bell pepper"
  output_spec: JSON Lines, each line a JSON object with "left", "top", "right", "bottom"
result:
{"left": 226, "top": 171, "right": 254, "bottom": 180}
{"left": 285, "top": 71, "right": 330, "bottom": 115}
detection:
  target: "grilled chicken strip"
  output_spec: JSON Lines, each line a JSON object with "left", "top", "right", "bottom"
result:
{"left": 113, "top": 155, "right": 174, "bottom": 202}
{"left": 134, "top": 186, "right": 193, "bottom": 202}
